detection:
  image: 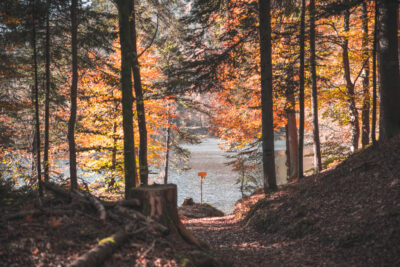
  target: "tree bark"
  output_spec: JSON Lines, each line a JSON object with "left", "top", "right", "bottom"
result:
{"left": 44, "top": 0, "right": 51, "bottom": 181}
{"left": 298, "top": 0, "right": 306, "bottom": 179}
{"left": 361, "top": 0, "right": 370, "bottom": 147}
{"left": 372, "top": 0, "right": 378, "bottom": 144}
{"left": 286, "top": 86, "right": 298, "bottom": 179}
{"left": 309, "top": 0, "right": 322, "bottom": 173}
{"left": 258, "top": 0, "right": 277, "bottom": 191}
{"left": 68, "top": 230, "right": 129, "bottom": 267}
{"left": 130, "top": 184, "right": 203, "bottom": 248}
{"left": 117, "top": 0, "right": 137, "bottom": 198}
{"left": 32, "top": 0, "right": 42, "bottom": 197}
{"left": 164, "top": 121, "right": 171, "bottom": 185}
{"left": 377, "top": 0, "right": 400, "bottom": 139}
{"left": 342, "top": 10, "right": 360, "bottom": 152}
{"left": 68, "top": 0, "right": 78, "bottom": 190}
{"left": 130, "top": 0, "right": 149, "bottom": 186}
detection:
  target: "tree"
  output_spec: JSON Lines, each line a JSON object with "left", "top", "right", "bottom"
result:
{"left": 309, "top": 0, "right": 322, "bottom": 172}
{"left": 361, "top": 0, "right": 370, "bottom": 147}
{"left": 372, "top": 0, "right": 378, "bottom": 144}
{"left": 342, "top": 9, "right": 360, "bottom": 152}
{"left": 32, "top": 0, "right": 42, "bottom": 196}
{"left": 68, "top": 0, "right": 78, "bottom": 190}
{"left": 117, "top": 0, "right": 137, "bottom": 198}
{"left": 377, "top": 0, "right": 400, "bottom": 139}
{"left": 258, "top": 0, "right": 277, "bottom": 191}
{"left": 43, "top": 0, "right": 51, "bottom": 181}
{"left": 298, "top": 0, "right": 306, "bottom": 178}
{"left": 130, "top": 0, "right": 149, "bottom": 186}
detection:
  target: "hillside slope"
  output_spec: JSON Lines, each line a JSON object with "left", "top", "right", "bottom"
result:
{"left": 185, "top": 135, "right": 400, "bottom": 266}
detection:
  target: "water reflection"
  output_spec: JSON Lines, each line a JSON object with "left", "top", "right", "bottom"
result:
{"left": 150, "top": 138, "right": 291, "bottom": 214}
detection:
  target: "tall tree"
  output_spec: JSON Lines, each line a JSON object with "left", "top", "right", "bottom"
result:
{"left": 163, "top": 119, "right": 171, "bottom": 185}
{"left": 258, "top": 0, "right": 277, "bottom": 191}
{"left": 32, "top": 0, "right": 42, "bottom": 197}
{"left": 377, "top": 0, "right": 400, "bottom": 139}
{"left": 68, "top": 0, "right": 78, "bottom": 190}
{"left": 130, "top": 0, "right": 148, "bottom": 186}
{"left": 361, "top": 0, "right": 370, "bottom": 147}
{"left": 117, "top": 0, "right": 137, "bottom": 198}
{"left": 44, "top": 0, "right": 51, "bottom": 181}
{"left": 372, "top": 0, "right": 378, "bottom": 144}
{"left": 309, "top": 0, "right": 322, "bottom": 172}
{"left": 286, "top": 83, "right": 298, "bottom": 179}
{"left": 342, "top": 10, "right": 360, "bottom": 152}
{"left": 298, "top": 0, "right": 306, "bottom": 178}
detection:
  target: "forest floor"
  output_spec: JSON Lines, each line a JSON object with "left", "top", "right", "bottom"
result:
{"left": 1, "top": 135, "right": 399, "bottom": 266}
{"left": 184, "top": 134, "right": 400, "bottom": 266}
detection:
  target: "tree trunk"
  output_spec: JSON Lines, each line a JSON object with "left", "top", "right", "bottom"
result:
{"left": 377, "top": 0, "right": 400, "bottom": 139}
{"left": 342, "top": 10, "right": 360, "bottom": 152}
{"left": 286, "top": 87, "right": 298, "bottom": 179}
{"left": 309, "top": 0, "right": 322, "bottom": 173}
{"left": 68, "top": 0, "right": 78, "bottom": 190}
{"left": 361, "top": 0, "right": 370, "bottom": 147}
{"left": 32, "top": 0, "right": 42, "bottom": 196}
{"left": 372, "top": 0, "right": 378, "bottom": 144}
{"left": 298, "top": 0, "right": 306, "bottom": 179}
{"left": 117, "top": 0, "right": 137, "bottom": 198}
{"left": 130, "top": 184, "right": 202, "bottom": 248}
{"left": 44, "top": 0, "right": 51, "bottom": 182}
{"left": 258, "top": 0, "right": 277, "bottom": 191}
{"left": 164, "top": 121, "right": 171, "bottom": 185}
{"left": 130, "top": 0, "right": 149, "bottom": 186}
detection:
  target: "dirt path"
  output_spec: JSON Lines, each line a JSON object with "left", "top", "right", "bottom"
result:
{"left": 183, "top": 214, "right": 272, "bottom": 267}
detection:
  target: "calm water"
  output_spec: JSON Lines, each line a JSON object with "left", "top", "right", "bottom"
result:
{"left": 149, "top": 138, "right": 291, "bottom": 214}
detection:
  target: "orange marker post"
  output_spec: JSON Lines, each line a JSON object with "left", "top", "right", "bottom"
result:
{"left": 198, "top": 172, "right": 207, "bottom": 204}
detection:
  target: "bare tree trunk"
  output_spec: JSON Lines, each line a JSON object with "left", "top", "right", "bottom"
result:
{"left": 130, "top": 0, "right": 148, "bottom": 186}
{"left": 164, "top": 121, "right": 171, "bottom": 185}
{"left": 68, "top": 0, "right": 78, "bottom": 190}
{"left": 342, "top": 10, "right": 360, "bottom": 152}
{"left": 32, "top": 0, "right": 42, "bottom": 197}
{"left": 309, "top": 0, "right": 322, "bottom": 173}
{"left": 361, "top": 1, "right": 370, "bottom": 147}
{"left": 44, "top": 0, "right": 51, "bottom": 181}
{"left": 117, "top": 0, "right": 137, "bottom": 198}
{"left": 372, "top": 0, "right": 378, "bottom": 144}
{"left": 377, "top": 0, "right": 400, "bottom": 139}
{"left": 286, "top": 87, "right": 298, "bottom": 179}
{"left": 259, "top": 0, "right": 277, "bottom": 191}
{"left": 298, "top": 0, "right": 306, "bottom": 178}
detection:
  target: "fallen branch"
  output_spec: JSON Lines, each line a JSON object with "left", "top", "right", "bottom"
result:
{"left": 3, "top": 208, "right": 72, "bottom": 221}
{"left": 3, "top": 209, "right": 41, "bottom": 221}
{"left": 68, "top": 224, "right": 148, "bottom": 267}
{"left": 101, "top": 199, "right": 141, "bottom": 208}
{"left": 114, "top": 205, "right": 169, "bottom": 235}
{"left": 42, "top": 181, "right": 73, "bottom": 200}
{"left": 74, "top": 190, "right": 106, "bottom": 222}
{"left": 67, "top": 230, "right": 129, "bottom": 267}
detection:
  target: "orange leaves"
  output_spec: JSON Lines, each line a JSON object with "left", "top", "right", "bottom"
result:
{"left": 49, "top": 217, "right": 62, "bottom": 228}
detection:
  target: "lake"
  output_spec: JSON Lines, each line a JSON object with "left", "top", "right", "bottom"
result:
{"left": 149, "top": 138, "right": 306, "bottom": 214}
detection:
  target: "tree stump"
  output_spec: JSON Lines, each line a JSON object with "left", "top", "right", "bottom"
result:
{"left": 130, "top": 184, "right": 202, "bottom": 248}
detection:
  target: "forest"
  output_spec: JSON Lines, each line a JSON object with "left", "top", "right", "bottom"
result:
{"left": 0, "top": 0, "right": 399, "bottom": 266}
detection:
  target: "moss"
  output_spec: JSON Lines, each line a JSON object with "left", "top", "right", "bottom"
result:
{"left": 181, "top": 257, "right": 194, "bottom": 267}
